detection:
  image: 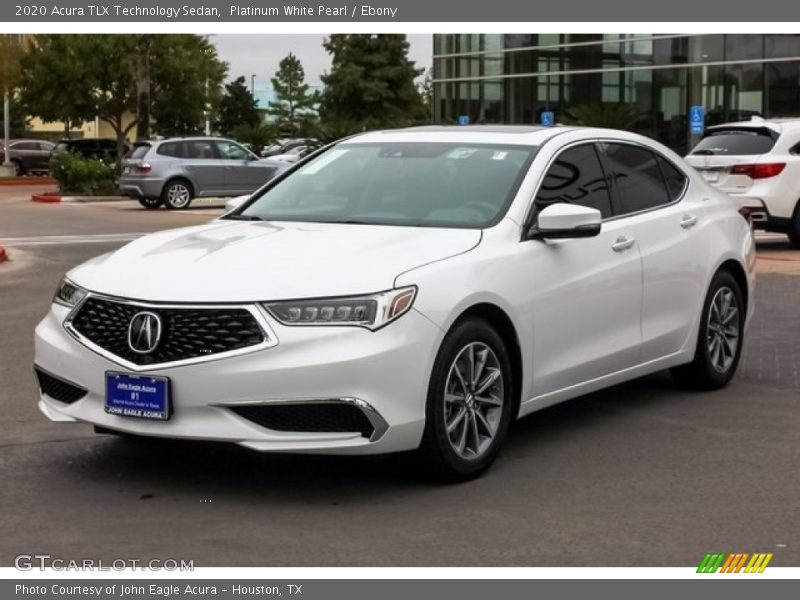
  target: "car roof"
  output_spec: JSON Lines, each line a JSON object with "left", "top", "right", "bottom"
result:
{"left": 342, "top": 125, "right": 575, "bottom": 146}
{"left": 707, "top": 118, "right": 800, "bottom": 134}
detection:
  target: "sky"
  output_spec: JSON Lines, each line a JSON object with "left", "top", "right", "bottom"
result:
{"left": 212, "top": 34, "right": 433, "bottom": 90}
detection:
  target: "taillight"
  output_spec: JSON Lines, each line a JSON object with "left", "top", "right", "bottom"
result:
{"left": 730, "top": 162, "right": 786, "bottom": 179}
{"left": 134, "top": 162, "right": 151, "bottom": 174}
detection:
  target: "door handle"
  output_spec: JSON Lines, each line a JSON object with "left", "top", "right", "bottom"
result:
{"left": 611, "top": 236, "right": 636, "bottom": 252}
{"left": 680, "top": 214, "right": 698, "bottom": 229}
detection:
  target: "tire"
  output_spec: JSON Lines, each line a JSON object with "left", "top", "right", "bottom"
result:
{"left": 161, "top": 179, "right": 193, "bottom": 210}
{"left": 138, "top": 197, "right": 163, "bottom": 210}
{"left": 671, "top": 270, "right": 744, "bottom": 390}
{"left": 11, "top": 159, "right": 24, "bottom": 176}
{"left": 416, "top": 317, "right": 515, "bottom": 481}
{"left": 788, "top": 201, "right": 800, "bottom": 249}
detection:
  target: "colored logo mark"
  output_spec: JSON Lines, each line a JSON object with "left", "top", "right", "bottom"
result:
{"left": 697, "top": 552, "right": 773, "bottom": 573}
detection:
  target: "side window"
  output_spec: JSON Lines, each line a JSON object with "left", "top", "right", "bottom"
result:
{"left": 187, "top": 140, "right": 217, "bottom": 159}
{"left": 534, "top": 144, "right": 613, "bottom": 218}
{"left": 601, "top": 143, "right": 670, "bottom": 215}
{"left": 216, "top": 141, "right": 250, "bottom": 160}
{"left": 790, "top": 141, "right": 800, "bottom": 155}
{"left": 656, "top": 155, "right": 688, "bottom": 201}
{"left": 157, "top": 142, "right": 183, "bottom": 158}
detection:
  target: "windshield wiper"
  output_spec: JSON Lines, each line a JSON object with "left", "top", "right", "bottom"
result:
{"left": 692, "top": 150, "right": 715, "bottom": 155}
{"left": 224, "top": 214, "right": 264, "bottom": 221}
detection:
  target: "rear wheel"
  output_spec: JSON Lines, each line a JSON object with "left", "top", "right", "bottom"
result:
{"left": 417, "top": 317, "right": 514, "bottom": 481}
{"left": 11, "top": 159, "right": 23, "bottom": 176}
{"left": 161, "top": 179, "right": 193, "bottom": 210}
{"left": 138, "top": 197, "right": 162, "bottom": 210}
{"left": 788, "top": 201, "right": 800, "bottom": 248}
{"left": 671, "top": 270, "right": 744, "bottom": 390}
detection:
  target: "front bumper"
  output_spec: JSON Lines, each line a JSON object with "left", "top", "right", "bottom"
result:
{"left": 34, "top": 302, "right": 443, "bottom": 454}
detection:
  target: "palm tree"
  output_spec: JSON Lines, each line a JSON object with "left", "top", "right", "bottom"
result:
{"left": 563, "top": 103, "right": 645, "bottom": 130}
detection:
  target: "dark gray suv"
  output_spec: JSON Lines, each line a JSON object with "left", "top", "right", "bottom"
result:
{"left": 119, "top": 137, "right": 289, "bottom": 209}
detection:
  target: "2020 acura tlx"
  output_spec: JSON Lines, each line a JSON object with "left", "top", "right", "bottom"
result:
{"left": 34, "top": 126, "right": 756, "bottom": 480}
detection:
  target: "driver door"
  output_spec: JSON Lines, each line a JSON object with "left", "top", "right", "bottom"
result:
{"left": 523, "top": 142, "right": 643, "bottom": 398}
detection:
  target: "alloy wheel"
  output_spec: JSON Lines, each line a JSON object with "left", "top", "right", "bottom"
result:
{"left": 443, "top": 342, "right": 505, "bottom": 460}
{"left": 706, "top": 286, "right": 740, "bottom": 373}
{"left": 167, "top": 184, "right": 191, "bottom": 208}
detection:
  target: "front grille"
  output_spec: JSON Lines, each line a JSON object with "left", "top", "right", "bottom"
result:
{"left": 69, "top": 297, "right": 266, "bottom": 366}
{"left": 229, "top": 403, "right": 375, "bottom": 438}
{"left": 34, "top": 367, "right": 87, "bottom": 404}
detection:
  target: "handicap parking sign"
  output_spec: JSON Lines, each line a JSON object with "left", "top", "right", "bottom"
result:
{"left": 458, "top": 115, "right": 470, "bottom": 126}
{"left": 690, "top": 105, "right": 705, "bottom": 135}
{"left": 540, "top": 111, "right": 555, "bottom": 127}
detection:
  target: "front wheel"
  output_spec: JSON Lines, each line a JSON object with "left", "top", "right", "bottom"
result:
{"left": 671, "top": 270, "right": 744, "bottom": 390}
{"left": 138, "top": 197, "right": 163, "bottom": 210}
{"left": 416, "top": 317, "right": 514, "bottom": 481}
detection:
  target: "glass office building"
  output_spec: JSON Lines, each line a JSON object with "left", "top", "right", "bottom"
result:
{"left": 432, "top": 34, "right": 800, "bottom": 153}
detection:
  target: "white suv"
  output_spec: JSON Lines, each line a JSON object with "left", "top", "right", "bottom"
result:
{"left": 35, "top": 126, "right": 755, "bottom": 480}
{"left": 685, "top": 118, "right": 800, "bottom": 246}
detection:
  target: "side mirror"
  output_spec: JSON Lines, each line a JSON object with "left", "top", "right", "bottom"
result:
{"left": 225, "top": 195, "right": 250, "bottom": 212}
{"left": 528, "top": 203, "right": 602, "bottom": 240}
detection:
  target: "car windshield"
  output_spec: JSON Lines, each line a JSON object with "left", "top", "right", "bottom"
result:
{"left": 239, "top": 142, "right": 537, "bottom": 228}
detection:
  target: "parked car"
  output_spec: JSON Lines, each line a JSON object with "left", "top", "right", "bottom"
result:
{"left": 269, "top": 144, "right": 318, "bottom": 163}
{"left": 51, "top": 138, "right": 129, "bottom": 163}
{"left": 119, "top": 137, "right": 290, "bottom": 210}
{"left": 685, "top": 118, "right": 800, "bottom": 247}
{"left": 35, "top": 126, "right": 755, "bottom": 480}
{"left": 0, "top": 139, "right": 55, "bottom": 175}
{"left": 260, "top": 138, "right": 322, "bottom": 158}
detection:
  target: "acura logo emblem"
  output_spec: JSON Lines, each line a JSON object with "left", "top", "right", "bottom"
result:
{"left": 128, "top": 311, "right": 162, "bottom": 354}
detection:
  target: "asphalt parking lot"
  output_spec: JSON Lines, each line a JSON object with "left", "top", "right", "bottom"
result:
{"left": 1, "top": 185, "right": 798, "bottom": 567}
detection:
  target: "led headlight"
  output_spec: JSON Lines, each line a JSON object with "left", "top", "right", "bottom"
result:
{"left": 53, "top": 278, "right": 87, "bottom": 308}
{"left": 264, "top": 286, "right": 417, "bottom": 331}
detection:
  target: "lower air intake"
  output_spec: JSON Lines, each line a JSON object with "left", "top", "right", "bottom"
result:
{"left": 229, "top": 402, "right": 375, "bottom": 438}
{"left": 34, "top": 367, "right": 87, "bottom": 405}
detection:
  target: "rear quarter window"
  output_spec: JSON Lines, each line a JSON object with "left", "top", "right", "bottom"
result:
{"left": 691, "top": 128, "right": 778, "bottom": 156}
{"left": 129, "top": 144, "right": 151, "bottom": 159}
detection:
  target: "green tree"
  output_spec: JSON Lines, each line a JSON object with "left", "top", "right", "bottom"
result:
{"left": 150, "top": 36, "right": 227, "bottom": 137}
{"left": 563, "top": 103, "right": 646, "bottom": 130}
{"left": 319, "top": 34, "right": 426, "bottom": 130}
{"left": 215, "top": 76, "right": 260, "bottom": 136}
{"left": 267, "top": 53, "right": 318, "bottom": 137}
{"left": 19, "top": 35, "right": 228, "bottom": 158}
{"left": 418, "top": 68, "right": 433, "bottom": 123}
{"left": 0, "top": 35, "right": 24, "bottom": 151}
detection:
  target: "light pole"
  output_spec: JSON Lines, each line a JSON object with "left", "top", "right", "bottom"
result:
{"left": 2, "top": 93, "right": 9, "bottom": 168}
{"left": 251, "top": 74, "right": 256, "bottom": 97}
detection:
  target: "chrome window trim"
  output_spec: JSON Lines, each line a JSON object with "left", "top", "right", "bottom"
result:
{"left": 63, "top": 292, "right": 278, "bottom": 372}
{"left": 214, "top": 397, "right": 390, "bottom": 442}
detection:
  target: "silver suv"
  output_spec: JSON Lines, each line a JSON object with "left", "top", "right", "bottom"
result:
{"left": 119, "top": 137, "right": 290, "bottom": 209}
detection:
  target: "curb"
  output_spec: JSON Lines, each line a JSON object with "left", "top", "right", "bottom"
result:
{"left": 31, "top": 193, "right": 62, "bottom": 203}
{"left": 0, "top": 177, "right": 57, "bottom": 186}
{"left": 31, "top": 193, "right": 126, "bottom": 203}
{"left": 0, "top": 245, "right": 8, "bottom": 263}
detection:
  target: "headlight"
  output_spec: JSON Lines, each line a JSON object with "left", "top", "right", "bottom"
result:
{"left": 53, "top": 278, "right": 87, "bottom": 308}
{"left": 263, "top": 286, "right": 417, "bottom": 331}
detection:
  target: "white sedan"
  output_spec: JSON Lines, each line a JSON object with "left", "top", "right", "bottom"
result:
{"left": 35, "top": 126, "right": 755, "bottom": 480}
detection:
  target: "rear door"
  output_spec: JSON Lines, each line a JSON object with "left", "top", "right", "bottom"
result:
{"left": 600, "top": 142, "right": 710, "bottom": 361}
{"left": 684, "top": 126, "right": 778, "bottom": 193}
{"left": 184, "top": 139, "right": 226, "bottom": 195}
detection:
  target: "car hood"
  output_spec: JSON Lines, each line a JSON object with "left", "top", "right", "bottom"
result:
{"left": 69, "top": 220, "right": 481, "bottom": 302}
